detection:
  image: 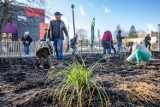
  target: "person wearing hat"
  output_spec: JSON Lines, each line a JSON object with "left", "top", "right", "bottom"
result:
{"left": 21, "top": 31, "right": 32, "bottom": 56}
{"left": 47, "top": 12, "right": 69, "bottom": 66}
{"left": 126, "top": 42, "right": 152, "bottom": 65}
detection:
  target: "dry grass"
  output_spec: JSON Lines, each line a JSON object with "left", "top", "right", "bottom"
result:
{"left": 118, "top": 82, "right": 160, "bottom": 103}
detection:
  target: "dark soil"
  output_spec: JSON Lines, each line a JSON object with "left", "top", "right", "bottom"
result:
{"left": 0, "top": 53, "right": 160, "bottom": 107}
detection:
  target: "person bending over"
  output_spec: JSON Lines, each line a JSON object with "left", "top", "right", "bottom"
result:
{"left": 126, "top": 42, "right": 152, "bottom": 65}
{"left": 36, "top": 39, "right": 53, "bottom": 68}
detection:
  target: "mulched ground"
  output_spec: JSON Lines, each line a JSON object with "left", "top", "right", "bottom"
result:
{"left": 0, "top": 53, "right": 160, "bottom": 107}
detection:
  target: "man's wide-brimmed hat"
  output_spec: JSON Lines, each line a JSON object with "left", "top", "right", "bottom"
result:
{"left": 54, "top": 12, "right": 63, "bottom": 16}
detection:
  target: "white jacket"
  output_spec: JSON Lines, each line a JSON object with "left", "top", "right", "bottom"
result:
{"left": 127, "top": 43, "right": 152, "bottom": 61}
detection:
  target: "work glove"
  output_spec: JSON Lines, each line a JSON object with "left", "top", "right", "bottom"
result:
{"left": 46, "top": 38, "right": 50, "bottom": 43}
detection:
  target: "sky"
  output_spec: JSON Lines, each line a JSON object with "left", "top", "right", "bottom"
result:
{"left": 17, "top": 0, "right": 160, "bottom": 38}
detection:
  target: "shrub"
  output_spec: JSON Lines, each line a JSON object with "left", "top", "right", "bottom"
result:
{"left": 46, "top": 59, "right": 110, "bottom": 107}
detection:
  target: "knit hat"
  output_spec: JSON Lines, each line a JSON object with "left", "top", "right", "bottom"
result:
{"left": 24, "top": 31, "right": 29, "bottom": 35}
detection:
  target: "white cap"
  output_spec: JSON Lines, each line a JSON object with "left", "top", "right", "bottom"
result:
{"left": 24, "top": 31, "right": 29, "bottom": 35}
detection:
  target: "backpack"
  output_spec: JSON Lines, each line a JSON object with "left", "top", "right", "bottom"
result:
{"left": 102, "top": 31, "right": 112, "bottom": 41}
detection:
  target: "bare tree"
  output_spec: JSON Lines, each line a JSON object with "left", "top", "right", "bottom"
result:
{"left": 76, "top": 28, "right": 87, "bottom": 54}
{"left": 27, "top": 0, "right": 45, "bottom": 5}
{"left": 0, "top": 0, "right": 45, "bottom": 69}
{"left": 0, "top": 0, "right": 47, "bottom": 53}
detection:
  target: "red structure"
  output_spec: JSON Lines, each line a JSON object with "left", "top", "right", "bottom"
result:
{"left": 40, "top": 23, "right": 48, "bottom": 39}
{"left": 26, "top": 7, "right": 45, "bottom": 18}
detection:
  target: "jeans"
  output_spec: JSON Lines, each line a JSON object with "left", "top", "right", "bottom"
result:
{"left": 102, "top": 41, "right": 111, "bottom": 55}
{"left": 24, "top": 45, "right": 29, "bottom": 55}
{"left": 72, "top": 45, "right": 77, "bottom": 55}
{"left": 117, "top": 42, "right": 122, "bottom": 54}
{"left": 54, "top": 38, "right": 63, "bottom": 61}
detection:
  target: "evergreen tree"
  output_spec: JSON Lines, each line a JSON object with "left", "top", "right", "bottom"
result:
{"left": 128, "top": 25, "right": 138, "bottom": 38}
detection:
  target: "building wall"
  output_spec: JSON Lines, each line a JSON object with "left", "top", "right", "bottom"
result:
{"left": 39, "top": 23, "right": 48, "bottom": 39}
{"left": 0, "top": 4, "right": 45, "bottom": 41}
{"left": 123, "top": 37, "right": 157, "bottom": 44}
{"left": 18, "top": 17, "right": 45, "bottom": 41}
{"left": 18, "top": 7, "right": 45, "bottom": 41}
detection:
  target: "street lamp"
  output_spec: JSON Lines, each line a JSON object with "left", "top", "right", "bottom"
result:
{"left": 71, "top": 4, "right": 76, "bottom": 40}
{"left": 158, "top": 24, "right": 160, "bottom": 51}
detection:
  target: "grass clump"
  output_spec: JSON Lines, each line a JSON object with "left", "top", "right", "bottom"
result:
{"left": 46, "top": 61, "right": 110, "bottom": 107}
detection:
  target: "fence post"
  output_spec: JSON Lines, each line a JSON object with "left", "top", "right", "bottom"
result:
{"left": 18, "top": 39, "right": 21, "bottom": 57}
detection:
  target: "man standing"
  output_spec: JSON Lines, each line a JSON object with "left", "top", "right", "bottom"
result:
{"left": 21, "top": 31, "right": 32, "bottom": 56}
{"left": 144, "top": 34, "right": 151, "bottom": 51}
{"left": 116, "top": 30, "right": 124, "bottom": 54}
{"left": 48, "top": 12, "right": 69, "bottom": 66}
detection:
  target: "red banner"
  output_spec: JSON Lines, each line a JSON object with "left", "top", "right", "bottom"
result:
{"left": 26, "top": 7, "right": 45, "bottom": 18}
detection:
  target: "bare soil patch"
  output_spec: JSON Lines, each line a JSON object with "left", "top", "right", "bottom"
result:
{"left": 0, "top": 53, "right": 160, "bottom": 107}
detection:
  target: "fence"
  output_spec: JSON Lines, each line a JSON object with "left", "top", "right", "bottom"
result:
{"left": 0, "top": 41, "right": 128, "bottom": 58}
{"left": 0, "top": 41, "right": 37, "bottom": 57}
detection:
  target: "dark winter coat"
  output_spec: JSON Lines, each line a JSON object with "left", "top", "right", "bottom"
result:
{"left": 116, "top": 33, "right": 123, "bottom": 42}
{"left": 70, "top": 37, "right": 77, "bottom": 48}
{"left": 144, "top": 36, "right": 151, "bottom": 44}
{"left": 21, "top": 35, "right": 32, "bottom": 46}
{"left": 48, "top": 20, "right": 68, "bottom": 40}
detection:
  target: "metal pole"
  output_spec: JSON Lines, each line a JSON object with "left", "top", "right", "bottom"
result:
{"left": 71, "top": 4, "right": 76, "bottom": 39}
{"left": 98, "top": 29, "right": 100, "bottom": 51}
{"left": 158, "top": 24, "right": 160, "bottom": 51}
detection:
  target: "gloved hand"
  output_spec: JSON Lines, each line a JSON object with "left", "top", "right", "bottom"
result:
{"left": 46, "top": 38, "right": 50, "bottom": 42}
{"left": 25, "top": 41, "right": 29, "bottom": 44}
{"left": 126, "top": 57, "right": 131, "bottom": 62}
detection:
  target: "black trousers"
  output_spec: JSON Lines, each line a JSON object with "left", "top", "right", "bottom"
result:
{"left": 145, "top": 42, "right": 151, "bottom": 50}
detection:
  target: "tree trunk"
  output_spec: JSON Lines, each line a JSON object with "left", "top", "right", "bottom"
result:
{"left": 0, "top": 0, "right": 10, "bottom": 55}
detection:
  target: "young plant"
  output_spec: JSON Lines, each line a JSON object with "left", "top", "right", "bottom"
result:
{"left": 46, "top": 58, "right": 110, "bottom": 107}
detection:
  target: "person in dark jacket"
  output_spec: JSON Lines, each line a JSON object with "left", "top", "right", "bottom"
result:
{"left": 116, "top": 30, "right": 124, "bottom": 54}
{"left": 48, "top": 12, "right": 69, "bottom": 66}
{"left": 21, "top": 31, "right": 32, "bottom": 56}
{"left": 144, "top": 34, "right": 151, "bottom": 51}
{"left": 102, "top": 31, "right": 112, "bottom": 55}
{"left": 70, "top": 35, "right": 78, "bottom": 55}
